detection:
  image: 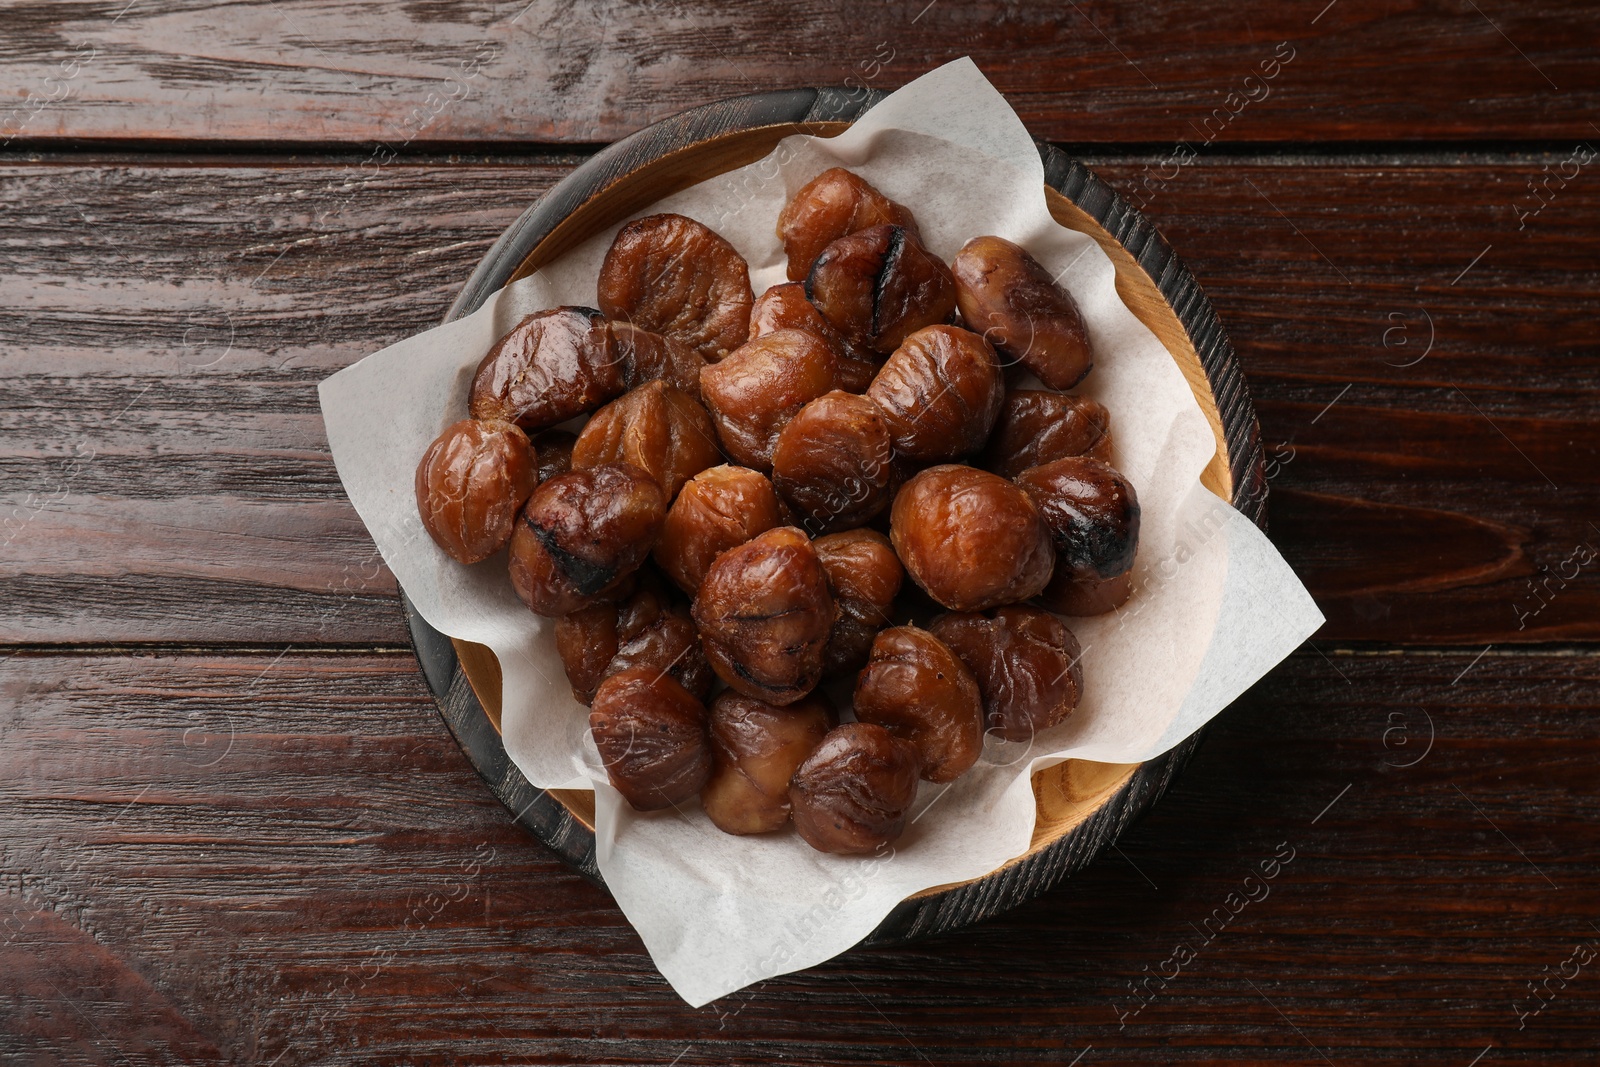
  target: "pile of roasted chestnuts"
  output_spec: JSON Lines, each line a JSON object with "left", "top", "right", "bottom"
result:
{"left": 415, "top": 168, "right": 1141, "bottom": 855}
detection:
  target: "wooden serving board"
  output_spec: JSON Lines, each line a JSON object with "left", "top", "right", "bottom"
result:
{"left": 401, "top": 86, "right": 1264, "bottom": 943}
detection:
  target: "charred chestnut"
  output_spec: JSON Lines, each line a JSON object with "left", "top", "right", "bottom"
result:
{"left": 507, "top": 463, "right": 665, "bottom": 616}
{"left": 469, "top": 307, "right": 625, "bottom": 433}
{"left": 853, "top": 626, "right": 984, "bottom": 783}
{"left": 982, "top": 390, "right": 1112, "bottom": 478}
{"left": 889, "top": 465, "right": 1055, "bottom": 611}
{"left": 589, "top": 667, "right": 712, "bottom": 811}
{"left": 777, "top": 167, "right": 920, "bottom": 282}
{"left": 806, "top": 224, "right": 956, "bottom": 355}
{"left": 1015, "top": 457, "right": 1140, "bottom": 616}
{"left": 929, "top": 606, "right": 1083, "bottom": 743}
{"left": 597, "top": 213, "right": 753, "bottom": 362}
{"left": 771, "top": 390, "right": 895, "bottom": 534}
{"left": 652, "top": 464, "right": 783, "bottom": 596}
{"left": 415, "top": 418, "right": 538, "bottom": 564}
{"left": 866, "top": 324, "right": 1003, "bottom": 463}
{"left": 813, "top": 529, "right": 904, "bottom": 676}
{"left": 789, "top": 722, "right": 921, "bottom": 855}
{"left": 700, "top": 691, "right": 835, "bottom": 835}
{"left": 571, "top": 380, "right": 724, "bottom": 500}
{"left": 952, "top": 235, "right": 1093, "bottom": 389}
{"left": 698, "top": 328, "right": 839, "bottom": 470}
{"left": 692, "top": 526, "right": 834, "bottom": 705}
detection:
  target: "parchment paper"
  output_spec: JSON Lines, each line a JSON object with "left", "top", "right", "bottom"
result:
{"left": 319, "top": 58, "right": 1324, "bottom": 1007}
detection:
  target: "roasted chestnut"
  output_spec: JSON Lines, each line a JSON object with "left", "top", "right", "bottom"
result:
{"left": 612, "top": 321, "right": 706, "bottom": 400}
{"left": 952, "top": 235, "right": 1093, "bottom": 389}
{"left": 777, "top": 167, "right": 920, "bottom": 282}
{"left": 929, "top": 606, "right": 1083, "bottom": 743}
{"left": 554, "top": 598, "right": 622, "bottom": 706}
{"left": 813, "top": 529, "right": 903, "bottom": 676}
{"left": 982, "top": 390, "right": 1112, "bottom": 478}
{"left": 750, "top": 281, "right": 839, "bottom": 344}
{"left": 606, "top": 598, "right": 715, "bottom": 702}
{"left": 571, "top": 380, "right": 724, "bottom": 500}
{"left": 853, "top": 626, "right": 984, "bottom": 783}
{"left": 789, "top": 722, "right": 921, "bottom": 855}
{"left": 469, "top": 306, "right": 625, "bottom": 433}
{"left": 771, "top": 390, "right": 895, "bottom": 534}
{"left": 1015, "top": 457, "right": 1140, "bottom": 616}
{"left": 531, "top": 429, "right": 576, "bottom": 483}
{"left": 866, "top": 324, "right": 1004, "bottom": 463}
{"left": 806, "top": 224, "right": 956, "bottom": 355}
{"left": 415, "top": 418, "right": 538, "bottom": 564}
{"left": 700, "top": 691, "right": 834, "bottom": 835}
{"left": 597, "top": 213, "right": 753, "bottom": 362}
{"left": 649, "top": 464, "right": 782, "bottom": 596}
{"left": 749, "top": 281, "right": 877, "bottom": 392}
{"left": 889, "top": 465, "right": 1055, "bottom": 611}
{"left": 555, "top": 569, "right": 714, "bottom": 705}
{"left": 507, "top": 463, "right": 665, "bottom": 616}
{"left": 589, "top": 666, "right": 711, "bottom": 811}
{"left": 698, "top": 328, "right": 839, "bottom": 470}
{"left": 692, "top": 526, "right": 834, "bottom": 705}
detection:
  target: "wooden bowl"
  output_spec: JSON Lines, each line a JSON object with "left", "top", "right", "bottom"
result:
{"left": 401, "top": 87, "right": 1265, "bottom": 944}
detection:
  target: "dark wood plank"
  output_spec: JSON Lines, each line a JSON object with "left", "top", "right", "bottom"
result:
{"left": 3, "top": 1, "right": 1599, "bottom": 147}
{"left": 3, "top": 648, "right": 1597, "bottom": 1064}
{"left": 1107, "top": 154, "right": 1600, "bottom": 643}
{"left": 5, "top": 157, "right": 1597, "bottom": 645}
{"left": 0, "top": 160, "right": 573, "bottom": 644}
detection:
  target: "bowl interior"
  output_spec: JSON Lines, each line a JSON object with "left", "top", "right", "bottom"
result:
{"left": 451, "top": 120, "right": 1234, "bottom": 897}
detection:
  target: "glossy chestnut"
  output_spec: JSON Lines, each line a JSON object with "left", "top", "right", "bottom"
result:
{"left": 597, "top": 212, "right": 753, "bottom": 362}
{"left": 806, "top": 224, "right": 956, "bottom": 355}
{"left": 952, "top": 235, "right": 1093, "bottom": 389}
{"left": 469, "top": 306, "right": 624, "bottom": 433}
{"left": 606, "top": 602, "right": 715, "bottom": 703}
{"left": 1015, "top": 456, "right": 1140, "bottom": 616}
{"left": 652, "top": 464, "right": 783, "bottom": 595}
{"left": 415, "top": 418, "right": 538, "bottom": 564}
{"left": 507, "top": 463, "right": 665, "bottom": 616}
{"left": 771, "top": 390, "right": 895, "bottom": 534}
{"left": 571, "top": 380, "right": 724, "bottom": 500}
{"left": 691, "top": 526, "right": 834, "bottom": 705}
{"left": 981, "top": 389, "right": 1112, "bottom": 478}
{"left": 789, "top": 722, "right": 921, "bottom": 855}
{"left": 749, "top": 281, "right": 876, "bottom": 392}
{"left": 698, "top": 328, "right": 839, "bottom": 470}
{"left": 611, "top": 321, "right": 706, "bottom": 400}
{"left": 700, "top": 691, "right": 835, "bottom": 835}
{"left": 555, "top": 569, "right": 714, "bottom": 705}
{"left": 777, "top": 167, "right": 920, "bottom": 282}
{"left": 889, "top": 464, "right": 1055, "bottom": 611}
{"left": 853, "top": 625, "right": 984, "bottom": 783}
{"left": 813, "top": 529, "right": 904, "bottom": 676}
{"left": 866, "top": 324, "right": 1003, "bottom": 463}
{"left": 929, "top": 606, "right": 1083, "bottom": 743}
{"left": 589, "top": 667, "right": 711, "bottom": 811}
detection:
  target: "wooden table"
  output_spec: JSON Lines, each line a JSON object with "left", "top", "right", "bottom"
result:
{"left": 4, "top": 3, "right": 1598, "bottom": 1063}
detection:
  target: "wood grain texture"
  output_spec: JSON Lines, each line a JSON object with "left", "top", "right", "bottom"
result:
{"left": 3, "top": 648, "right": 1597, "bottom": 1064}
{"left": 2, "top": 1, "right": 1599, "bottom": 146}
{"left": 4, "top": 156, "right": 1597, "bottom": 645}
